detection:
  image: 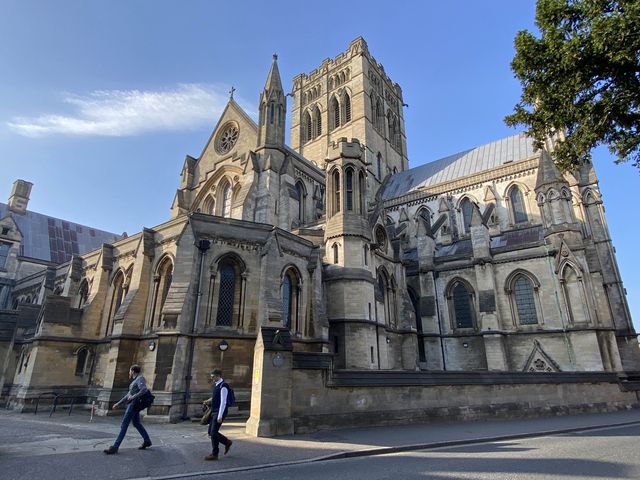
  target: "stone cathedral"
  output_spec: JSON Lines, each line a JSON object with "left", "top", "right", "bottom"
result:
{"left": 1, "top": 38, "right": 639, "bottom": 436}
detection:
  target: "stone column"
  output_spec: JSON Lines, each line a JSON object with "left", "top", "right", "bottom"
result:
{"left": 245, "top": 327, "right": 294, "bottom": 437}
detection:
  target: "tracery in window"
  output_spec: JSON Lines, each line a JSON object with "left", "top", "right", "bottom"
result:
{"left": 221, "top": 181, "right": 232, "bottom": 218}
{"left": 513, "top": 274, "right": 538, "bottom": 325}
{"left": 215, "top": 123, "right": 239, "bottom": 155}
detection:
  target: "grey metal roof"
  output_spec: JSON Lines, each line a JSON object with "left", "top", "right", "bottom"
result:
{"left": 382, "top": 133, "right": 537, "bottom": 200}
{"left": 0, "top": 203, "right": 121, "bottom": 264}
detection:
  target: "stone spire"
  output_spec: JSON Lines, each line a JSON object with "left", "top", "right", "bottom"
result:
{"left": 258, "top": 54, "right": 286, "bottom": 147}
{"left": 535, "top": 150, "right": 566, "bottom": 191}
{"left": 534, "top": 150, "right": 580, "bottom": 240}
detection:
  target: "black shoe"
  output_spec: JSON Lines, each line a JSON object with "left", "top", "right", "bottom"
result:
{"left": 138, "top": 441, "right": 152, "bottom": 450}
{"left": 224, "top": 440, "right": 233, "bottom": 455}
{"left": 103, "top": 446, "right": 118, "bottom": 455}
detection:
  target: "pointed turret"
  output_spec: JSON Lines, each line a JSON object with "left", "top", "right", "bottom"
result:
{"left": 257, "top": 54, "right": 286, "bottom": 147}
{"left": 535, "top": 150, "right": 566, "bottom": 191}
{"left": 535, "top": 150, "right": 583, "bottom": 245}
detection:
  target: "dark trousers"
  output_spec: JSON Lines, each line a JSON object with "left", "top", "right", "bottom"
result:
{"left": 113, "top": 404, "right": 151, "bottom": 449}
{"left": 209, "top": 418, "right": 229, "bottom": 455}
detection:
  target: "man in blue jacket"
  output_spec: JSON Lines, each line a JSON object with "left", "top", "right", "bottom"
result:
{"left": 204, "top": 368, "right": 233, "bottom": 460}
{"left": 104, "top": 364, "right": 152, "bottom": 454}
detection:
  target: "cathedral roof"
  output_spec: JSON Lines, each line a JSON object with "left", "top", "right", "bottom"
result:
{"left": 381, "top": 133, "right": 536, "bottom": 200}
{"left": 0, "top": 203, "right": 121, "bottom": 264}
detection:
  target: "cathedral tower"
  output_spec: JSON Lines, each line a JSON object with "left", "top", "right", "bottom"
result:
{"left": 290, "top": 37, "right": 408, "bottom": 202}
{"left": 323, "top": 138, "right": 379, "bottom": 369}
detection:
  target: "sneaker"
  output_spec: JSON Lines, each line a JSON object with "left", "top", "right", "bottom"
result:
{"left": 205, "top": 453, "right": 219, "bottom": 461}
{"left": 224, "top": 440, "right": 233, "bottom": 455}
{"left": 138, "top": 441, "right": 152, "bottom": 450}
{"left": 103, "top": 446, "right": 118, "bottom": 455}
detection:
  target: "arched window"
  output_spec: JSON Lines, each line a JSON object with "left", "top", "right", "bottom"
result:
{"left": 376, "top": 269, "right": 395, "bottom": 326}
{"left": 75, "top": 347, "right": 89, "bottom": 376}
{"left": 332, "top": 243, "right": 339, "bottom": 264}
{"left": 269, "top": 103, "right": 275, "bottom": 124}
{"left": 370, "top": 92, "right": 376, "bottom": 119}
{"left": 221, "top": 181, "right": 232, "bottom": 218}
{"left": 303, "top": 110, "right": 312, "bottom": 143}
{"left": 375, "top": 98, "right": 384, "bottom": 131}
{"left": 151, "top": 256, "right": 173, "bottom": 328}
{"left": 460, "top": 198, "right": 473, "bottom": 234}
{"left": 313, "top": 106, "right": 322, "bottom": 138}
{"left": 216, "top": 263, "right": 236, "bottom": 327}
{"left": 281, "top": 268, "right": 301, "bottom": 331}
{"left": 295, "top": 181, "right": 306, "bottom": 225}
{"left": 562, "top": 264, "right": 589, "bottom": 324}
{"left": 203, "top": 195, "right": 215, "bottom": 215}
{"left": 77, "top": 279, "right": 89, "bottom": 308}
{"left": 330, "top": 96, "right": 340, "bottom": 130}
{"left": 345, "top": 168, "right": 354, "bottom": 211}
{"left": 106, "top": 270, "right": 125, "bottom": 336}
{"left": 509, "top": 186, "right": 528, "bottom": 224}
{"left": 333, "top": 170, "right": 341, "bottom": 215}
{"left": 342, "top": 92, "right": 351, "bottom": 123}
{"left": 513, "top": 274, "right": 538, "bottom": 325}
{"left": 282, "top": 275, "right": 291, "bottom": 328}
{"left": 377, "top": 152, "right": 383, "bottom": 179}
{"left": 449, "top": 281, "right": 475, "bottom": 329}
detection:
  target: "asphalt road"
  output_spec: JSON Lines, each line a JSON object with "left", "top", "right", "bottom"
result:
{"left": 207, "top": 424, "right": 640, "bottom": 480}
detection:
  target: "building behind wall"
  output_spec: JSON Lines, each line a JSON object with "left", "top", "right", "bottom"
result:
{"left": 2, "top": 37, "right": 639, "bottom": 434}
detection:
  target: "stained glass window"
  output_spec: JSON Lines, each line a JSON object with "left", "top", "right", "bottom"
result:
{"left": 453, "top": 283, "right": 473, "bottom": 328}
{"left": 216, "top": 264, "right": 235, "bottom": 326}
{"left": 510, "top": 186, "right": 528, "bottom": 224}
{"left": 514, "top": 275, "right": 537, "bottom": 324}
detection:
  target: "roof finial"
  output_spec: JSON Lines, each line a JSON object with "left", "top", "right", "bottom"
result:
{"left": 229, "top": 86, "right": 235, "bottom": 100}
{"left": 273, "top": 53, "right": 278, "bottom": 61}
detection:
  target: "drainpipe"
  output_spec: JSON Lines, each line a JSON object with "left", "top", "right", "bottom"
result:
{"left": 182, "top": 238, "right": 210, "bottom": 420}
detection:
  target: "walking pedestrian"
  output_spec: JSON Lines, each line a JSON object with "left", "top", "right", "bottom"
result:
{"left": 103, "top": 364, "right": 152, "bottom": 454}
{"left": 204, "top": 368, "right": 233, "bottom": 460}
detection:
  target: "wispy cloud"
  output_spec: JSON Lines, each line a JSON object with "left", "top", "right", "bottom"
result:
{"left": 7, "top": 84, "right": 248, "bottom": 137}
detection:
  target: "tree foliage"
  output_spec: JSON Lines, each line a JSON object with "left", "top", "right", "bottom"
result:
{"left": 505, "top": 0, "right": 640, "bottom": 171}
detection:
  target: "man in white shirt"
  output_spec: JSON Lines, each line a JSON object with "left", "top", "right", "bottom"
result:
{"left": 204, "top": 368, "right": 233, "bottom": 461}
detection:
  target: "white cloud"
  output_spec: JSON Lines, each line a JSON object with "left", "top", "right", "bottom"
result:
{"left": 7, "top": 84, "right": 249, "bottom": 137}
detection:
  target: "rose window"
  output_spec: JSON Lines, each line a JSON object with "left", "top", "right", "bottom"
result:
{"left": 216, "top": 124, "right": 239, "bottom": 154}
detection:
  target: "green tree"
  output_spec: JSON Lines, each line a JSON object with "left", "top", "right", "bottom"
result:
{"left": 505, "top": 0, "right": 640, "bottom": 171}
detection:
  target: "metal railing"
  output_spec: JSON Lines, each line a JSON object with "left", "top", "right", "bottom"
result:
{"left": 34, "top": 392, "right": 85, "bottom": 417}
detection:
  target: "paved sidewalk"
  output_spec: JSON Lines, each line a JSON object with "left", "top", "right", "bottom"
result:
{"left": 1, "top": 408, "right": 640, "bottom": 480}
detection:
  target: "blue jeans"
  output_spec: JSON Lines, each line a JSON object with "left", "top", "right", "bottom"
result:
{"left": 113, "top": 404, "right": 151, "bottom": 449}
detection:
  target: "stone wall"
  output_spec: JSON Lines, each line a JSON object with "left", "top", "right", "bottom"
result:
{"left": 289, "top": 365, "right": 640, "bottom": 433}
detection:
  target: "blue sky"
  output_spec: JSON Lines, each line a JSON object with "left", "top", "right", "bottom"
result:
{"left": 1, "top": 0, "right": 638, "bottom": 329}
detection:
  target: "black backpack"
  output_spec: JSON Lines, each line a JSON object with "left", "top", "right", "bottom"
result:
{"left": 222, "top": 382, "right": 236, "bottom": 407}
